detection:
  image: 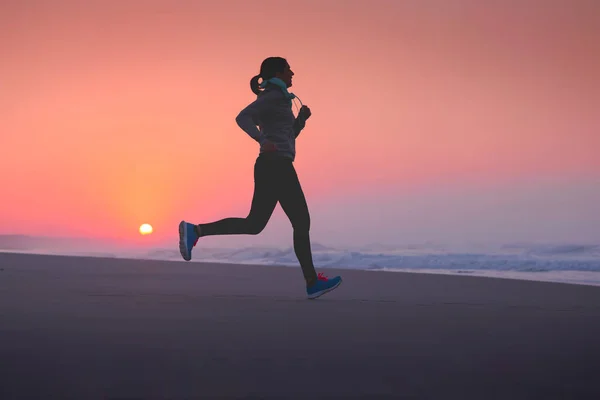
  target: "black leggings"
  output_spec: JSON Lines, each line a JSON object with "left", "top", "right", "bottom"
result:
{"left": 197, "top": 153, "right": 318, "bottom": 286}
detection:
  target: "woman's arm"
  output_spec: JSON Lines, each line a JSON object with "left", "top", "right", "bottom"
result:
{"left": 293, "top": 117, "right": 306, "bottom": 138}
{"left": 235, "top": 94, "right": 273, "bottom": 143}
{"left": 293, "top": 105, "right": 311, "bottom": 138}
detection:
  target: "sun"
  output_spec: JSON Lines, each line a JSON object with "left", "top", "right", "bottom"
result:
{"left": 139, "top": 223, "right": 153, "bottom": 235}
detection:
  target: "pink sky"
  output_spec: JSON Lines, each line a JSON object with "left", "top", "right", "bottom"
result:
{"left": 1, "top": 0, "right": 599, "bottom": 248}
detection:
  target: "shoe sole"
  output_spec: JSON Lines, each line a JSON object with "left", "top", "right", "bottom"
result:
{"left": 307, "top": 278, "right": 342, "bottom": 300}
{"left": 178, "top": 220, "right": 192, "bottom": 261}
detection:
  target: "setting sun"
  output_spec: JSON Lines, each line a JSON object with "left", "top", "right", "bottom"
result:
{"left": 139, "top": 223, "right": 153, "bottom": 235}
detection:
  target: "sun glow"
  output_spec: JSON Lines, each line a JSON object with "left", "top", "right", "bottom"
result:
{"left": 139, "top": 223, "right": 153, "bottom": 235}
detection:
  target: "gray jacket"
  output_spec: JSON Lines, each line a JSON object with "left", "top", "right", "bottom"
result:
{"left": 235, "top": 86, "right": 307, "bottom": 161}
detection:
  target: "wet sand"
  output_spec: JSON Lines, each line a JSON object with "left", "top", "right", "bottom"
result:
{"left": 1, "top": 252, "right": 600, "bottom": 399}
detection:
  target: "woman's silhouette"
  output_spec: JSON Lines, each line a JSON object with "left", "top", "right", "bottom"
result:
{"left": 179, "top": 57, "right": 342, "bottom": 299}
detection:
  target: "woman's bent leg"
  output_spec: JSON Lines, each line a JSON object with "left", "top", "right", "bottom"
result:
{"left": 197, "top": 158, "right": 278, "bottom": 237}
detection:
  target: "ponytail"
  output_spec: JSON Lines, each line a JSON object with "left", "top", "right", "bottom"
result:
{"left": 249, "top": 57, "right": 288, "bottom": 96}
{"left": 250, "top": 74, "right": 262, "bottom": 95}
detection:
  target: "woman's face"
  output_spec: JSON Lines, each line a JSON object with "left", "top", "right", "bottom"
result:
{"left": 276, "top": 63, "right": 294, "bottom": 88}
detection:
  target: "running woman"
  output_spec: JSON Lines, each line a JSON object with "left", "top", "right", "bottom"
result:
{"left": 178, "top": 57, "right": 342, "bottom": 299}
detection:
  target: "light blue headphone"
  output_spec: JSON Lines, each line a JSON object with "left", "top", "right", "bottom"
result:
{"left": 259, "top": 77, "right": 296, "bottom": 99}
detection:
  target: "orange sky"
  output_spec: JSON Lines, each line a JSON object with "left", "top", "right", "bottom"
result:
{"left": 1, "top": 0, "right": 599, "bottom": 247}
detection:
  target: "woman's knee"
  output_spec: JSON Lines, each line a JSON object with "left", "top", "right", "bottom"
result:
{"left": 246, "top": 217, "right": 269, "bottom": 235}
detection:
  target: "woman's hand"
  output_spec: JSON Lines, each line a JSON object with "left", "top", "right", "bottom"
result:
{"left": 298, "top": 105, "right": 311, "bottom": 121}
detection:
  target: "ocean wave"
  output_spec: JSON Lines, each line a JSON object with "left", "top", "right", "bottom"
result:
{"left": 502, "top": 243, "right": 600, "bottom": 257}
{"left": 137, "top": 243, "right": 600, "bottom": 273}
{"left": 5, "top": 239, "right": 600, "bottom": 275}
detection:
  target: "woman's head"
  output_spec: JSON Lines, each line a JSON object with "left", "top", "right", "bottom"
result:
{"left": 250, "top": 57, "right": 294, "bottom": 95}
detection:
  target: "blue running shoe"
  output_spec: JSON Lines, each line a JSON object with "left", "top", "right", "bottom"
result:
{"left": 306, "top": 273, "right": 342, "bottom": 299}
{"left": 179, "top": 220, "right": 199, "bottom": 261}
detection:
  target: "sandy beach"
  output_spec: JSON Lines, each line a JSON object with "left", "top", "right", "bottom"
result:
{"left": 1, "top": 252, "right": 600, "bottom": 399}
